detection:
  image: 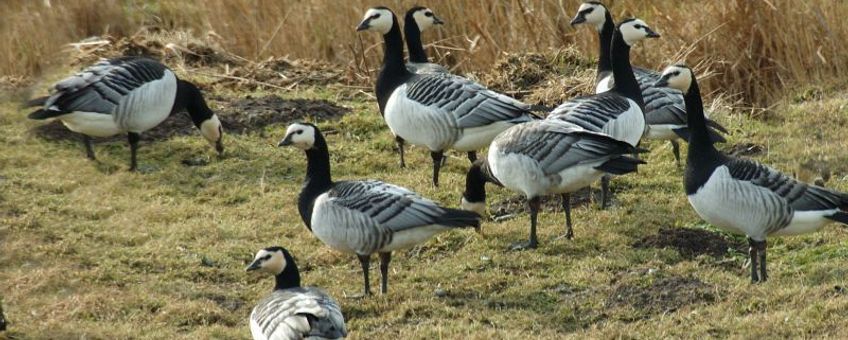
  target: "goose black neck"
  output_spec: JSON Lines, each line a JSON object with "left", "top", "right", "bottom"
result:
{"left": 463, "top": 161, "right": 489, "bottom": 203}
{"left": 404, "top": 13, "right": 428, "bottom": 63}
{"left": 683, "top": 78, "right": 715, "bottom": 154}
{"left": 683, "top": 77, "right": 723, "bottom": 195}
{"left": 274, "top": 251, "right": 301, "bottom": 290}
{"left": 174, "top": 80, "right": 214, "bottom": 127}
{"left": 298, "top": 131, "right": 333, "bottom": 230}
{"left": 375, "top": 15, "right": 413, "bottom": 115}
{"left": 610, "top": 30, "right": 644, "bottom": 108}
{"left": 596, "top": 12, "right": 615, "bottom": 76}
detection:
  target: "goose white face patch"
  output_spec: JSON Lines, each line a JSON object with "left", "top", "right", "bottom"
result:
{"left": 200, "top": 114, "right": 222, "bottom": 145}
{"left": 360, "top": 8, "right": 394, "bottom": 34}
{"left": 619, "top": 19, "right": 655, "bottom": 45}
{"left": 253, "top": 249, "right": 286, "bottom": 275}
{"left": 577, "top": 3, "right": 606, "bottom": 30}
{"left": 660, "top": 65, "right": 693, "bottom": 92}
{"left": 282, "top": 123, "right": 317, "bottom": 150}
{"left": 413, "top": 8, "right": 439, "bottom": 32}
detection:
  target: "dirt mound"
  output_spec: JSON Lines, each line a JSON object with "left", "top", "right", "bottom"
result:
{"left": 489, "top": 188, "right": 595, "bottom": 221}
{"left": 633, "top": 227, "right": 744, "bottom": 259}
{"left": 606, "top": 276, "right": 717, "bottom": 318}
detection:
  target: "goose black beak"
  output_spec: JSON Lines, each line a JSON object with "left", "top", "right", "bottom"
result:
{"left": 570, "top": 15, "right": 586, "bottom": 27}
{"left": 215, "top": 139, "right": 224, "bottom": 154}
{"left": 654, "top": 78, "right": 669, "bottom": 88}
{"left": 356, "top": 20, "right": 371, "bottom": 31}
{"left": 245, "top": 260, "right": 262, "bottom": 272}
{"left": 646, "top": 28, "right": 661, "bottom": 38}
{"left": 433, "top": 15, "right": 445, "bottom": 25}
{"left": 278, "top": 135, "right": 293, "bottom": 147}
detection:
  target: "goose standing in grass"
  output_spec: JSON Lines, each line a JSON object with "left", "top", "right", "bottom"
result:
{"left": 356, "top": 7, "right": 538, "bottom": 186}
{"left": 25, "top": 56, "right": 224, "bottom": 171}
{"left": 547, "top": 18, "right": 657, "bottom": 208}
{"left": 655, "top": 64, "right": 848, "bottom": 283}
{"left": 570, "top": 1, "right": 727, "bottom": 165}
{"left": 461, "top": 120, "right": 645, "bottom": 250}
{"left": 246, "top": 246, "right": 347, "bottom": 340}
{"left": 404, "top": 6, "right": 448, "bottom": 74}
{"left": 279, "top": 122, "right": 480, "bottom": 295}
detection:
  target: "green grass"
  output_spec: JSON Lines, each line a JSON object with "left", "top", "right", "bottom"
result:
{"left": 1, "top": 69, "right": 848, "bottom": 339}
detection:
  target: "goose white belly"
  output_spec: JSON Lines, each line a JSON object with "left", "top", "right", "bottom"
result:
{"left": 60, "top": 111, "right": 123, "bottom": 137}
{"left": 772, "top": 210, "right": 836, "bottom": 236}
{"left": 379, "top": 225, "right": 448, "bottom": 252}
{"left": 644, "top": 124, "right": 683, "bottom": 141}
{"left": 310, "top": 193, "right": 372, "bottom": 255}
{"left": 384, "top": 85, "right": 456, "bottom": 151}
{"left": 489, "top": 144, "right": 605, "bottom": 198}
{"left": 602, "top": 98, "right": 645, "bottom": 147}
{"left": 452, "top": 121, "right": 515, "bottom": 152}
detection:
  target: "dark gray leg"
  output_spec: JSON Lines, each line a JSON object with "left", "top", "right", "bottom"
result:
{"left": 430, "top": 151, "right": 444, "bottom": 187}
{"left": 127, "top": 132, "right": 140, "bottom": 171}
{"left": 357, "top": 254, "right": 372, "bottom": 296}
{"left": 671, "top": 140, "right": 681, "bottom": 167}
{"left": 82, "top": 135, "right": 96, "bottom": 160}
{"left": 747, "top": 237, "right": 760, "bottom": 283}
{"left": 601, "top": 175, "right": 611, "bottom": 209}
{"left": 396, "top": 136, "right": 406, "bottom": 168}
{"left": 562, "top": 193, "right": 573, "bottom": 240}
{"left": 379, "top": 252, "right": 391, "bottom": 295}
{"left": 757, "top": 240, "right": 768, "bottom": 282}
{"left": 511, "top": 196, "right": 540, "bottom": 250}
{"left": 467, "top": 151, "right": 478, "bottom": 163}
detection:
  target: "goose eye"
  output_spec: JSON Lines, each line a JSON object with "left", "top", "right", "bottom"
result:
{"left": 425, "top": 12, "right": 433, "bottom": 17}
{"left": 296, "top": 130, "right": 303, "bottom": 135}
{"left": 263, "top": 254, "right": 272, "bottom": 260}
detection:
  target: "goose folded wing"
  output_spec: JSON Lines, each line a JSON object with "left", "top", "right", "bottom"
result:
{"left": 252, "top": 289, "right": 329, "bottom": 339}
{"left": 547, "top": 92, "right": 633, "bottom": 131}
{"left": 633, "top": 66, "right": 662, "bottom": 84}
{"left": 303, "top": 289, "right": 348, "bottom": 339}
{"left": 726, "top": 158, "right": 848, "bottom": 211}
{"left": 405, "top": 73, "right": 535, "bottom": 128}
{"left": 42, "top": 57, "right": 168, "bottom": 116}
{"left": 327, "top": 180, "right": 455, "bottom": 231}
{"left": 642, "top": 86, "right": 687, "bottom": 125}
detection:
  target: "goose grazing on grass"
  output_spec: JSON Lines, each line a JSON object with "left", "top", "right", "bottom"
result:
{"left": 279, "top": 122, "right": 481, "bottom": 295}
{"left": 246, "top": 246, "right": 347, "bottom": 340}
{"left": 655, "top": 64, "right": 848, "bottom": 283}
{"left": 547, "top": 18, "right": 657, "bottom": 208}
{"left": 570, "top": 1, "right": 727, "bottom": 165}
{"left": 461, "top": 120, "right": 645, "bottom": 250}
{"left": 404, "top": 6, "right": 448, "bottom": 74}
{"left": 25, "top": 56, "right": 223, "bottom": 171}
{"left": 356, "top": 7, "right": 538, "bottom": 186}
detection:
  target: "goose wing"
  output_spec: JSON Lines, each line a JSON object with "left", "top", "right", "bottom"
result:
{"left": 327, "top": 180, "right": 478, "bottom": 231}
{"left": 250, "top": 288, "right": 346, "bottom": 340}
{"left": 405, "top": 73, "right": 536, "bottom": 128}
{"left": 642, "top": 85, "right": 687, "bottom": 126}
{"left": 725, "top": 158, "right": 848, "bottom": 211}
{"left": 406, "top": 62, "right": 449, "bottom": 74}
{"left": 33, "top": 57, "right": 170, "bottom": 118}
{"left": 495, "top": 121, "right": 637, "bottom": 176}
{"left": 547, "top": 92, "right": 635, "bottom": 132}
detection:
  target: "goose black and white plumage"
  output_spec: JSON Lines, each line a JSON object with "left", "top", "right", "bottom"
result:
{"left": 278, "top": 122, "right": 480, "bottom": 295}
{"left": 404, "top": 6, "right": 448, "bottom": 74}
{"left": 546, "top": 18, "right": 657, "bottom": 208}
{"left": 570, "top": 1, "right": 727, "bottom": 165}
{"left": 460, "top": 120, "right": 645, "bottom": 250}
{"left": 357, "top": 7, "right": 538, "bottom": 186}
{"left": 246, "top": 246, "right": 347, "bottom": 340}
{"left": 655, "top": 64, "right": 848, "bottom": 283}
{"left": 25, "top": 56, "right": 224, "bottom": 171}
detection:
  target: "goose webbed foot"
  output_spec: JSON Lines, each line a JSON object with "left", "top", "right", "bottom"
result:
{"left": 82, "top": 135, "right": 96, "bottom": 160}
{"left": 509, "top": 239, "right": 538, "bottom": 251}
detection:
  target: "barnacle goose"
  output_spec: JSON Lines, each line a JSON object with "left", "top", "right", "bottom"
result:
{"left": 25, "top": 56, "right": 224, "bottom": 171}
{"left": 279, "top": 122, "right": 480, "bottom": 295}
{"left": 655, "top": 64, "right": 848, "bottom": 283}
{"left": 547, "top": 18, "right": 657, "bottom": 208}
{"left": 404, "top": 6, "right": 448, "bottom": 74}
{"left": 357, "top": 7, "right": 538, "bottom": 186}
{"left": 246, "top": 246, "right": 347, "bottom": 340}
{"left": 461, "top": 120, "right": 645, "bottom": 250}
{"left": 571, "top": 1, "right": 727, "bottom": 165}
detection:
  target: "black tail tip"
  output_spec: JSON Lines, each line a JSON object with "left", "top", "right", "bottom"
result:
{"left": 27, "top": 109, "right": 51, "bottom": 120}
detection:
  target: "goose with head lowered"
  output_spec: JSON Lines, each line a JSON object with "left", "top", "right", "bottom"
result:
{"left": 25, "top": 56, "right": 224, "bottom": 171}
{"left": 461, "top": 120, "right": 645, "bottom": 250}
{"left": 655, "top": 64, "right": 848, "bottom": 283}
{"left": 570, "top": 1, "right": 727, "bottom": 165}
{"left": 279, "top": 122, "right": 481, "bottom": 295}
{"left": 356, "top": 7, "right": 539, "bottom": 186}
{"left": 547, "top": 18, "right": 657, "bottom": 208}
{"left": 246, "top": 246, "right": 347, "bottom": 340}
{"left": 404, "top": 6, "right": 448, "bottom": 74}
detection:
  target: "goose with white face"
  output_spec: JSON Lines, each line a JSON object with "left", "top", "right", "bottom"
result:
{"left": 356, "top": 7, "right": 394, "bottom": 34}
{"left": 277, "top": 122, "right": 317, "bottom": 150}
{"left": 618, "top": 18, "right": 661, "bottom": 45}
{"left": 412, "top": 7, "right": 444, "bottom": 31}
{"left": 570, "top": 1, "right": 607, "bottom": 29}
{"left": 654, "top": 65, "right": 693, "bottom": 92}
{"left": 245, "top": 248, "right": 287, "bottom": 274}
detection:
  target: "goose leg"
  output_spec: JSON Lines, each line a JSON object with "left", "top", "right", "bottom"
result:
{"left": 757, "top": 240, "right": 768, "bottom": 282}
{"left": 357, "top": 254, "right": 372, "bottom": 296}
{"left": 430, "top": 151, "right": 443, "bottom": 187}
{"left": 467, "top": 151, "right": 478, "bottom": 163}
{"left": 562, "top": 193, "right": 573, "bottom": 240}
{"left": 747, "top": 237, "right": 760, "bottom": 283}
{"left": 600, "top": 175, "right": 611, "bottom": 209}
{"left": 396, "top": 136, "right": 406, "bottom": 168}
{"left": 82, "top": 135, "right": 96, "bottom": 160}
{"left": 379, "top": 252, "right": 391, "bottom": 295}
{"left": 671, "top": 140, "right": 681, "bottom": 167}
{"left": 127, "top": 132, "right": 140, "bottom": 172}
{"left": 511, "top": 196, "right": 540, "bottom": 250}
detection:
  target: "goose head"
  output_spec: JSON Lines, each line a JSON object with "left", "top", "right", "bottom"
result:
{"left": 356, "top": 7, "right": 395, "bottom": 34}
{"left": 409, "top": 6, "right": 444, "bottom": 32}
{"left": 618, "top": 18, "right": 660, "bottom": 46}
{"left": 246, "top": 246, "right": 289, "bottom": 275}
{"left": 570, "top": 1, "right": 608, "bottom": 30}
{"left": 278, "top": 122, "right": 319, "bottom": 150}
{"left": 654, "top": 64, "right": 693, "bottom": 93}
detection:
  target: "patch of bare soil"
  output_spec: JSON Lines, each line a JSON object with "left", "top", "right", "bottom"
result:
{"left": 606, "top": 276, "right": 717, "bottom": 318}
{"left": 489, "top": 188, "right": 595, "bottom": 221}
{"left": 633, "top": 227, "right": 744, "bottom": 259}
{"left": 723, "top": 142, "right": 764, "bottom": 157}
